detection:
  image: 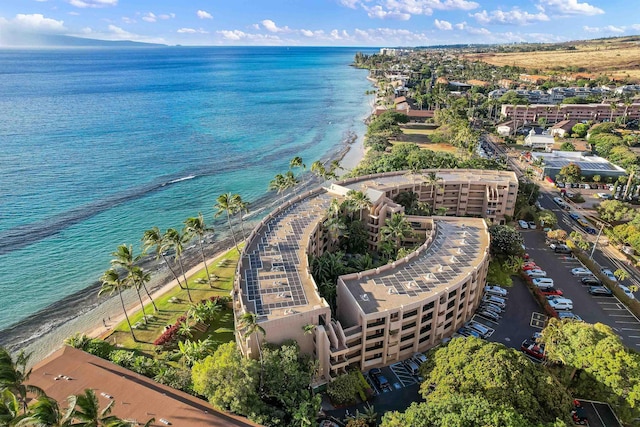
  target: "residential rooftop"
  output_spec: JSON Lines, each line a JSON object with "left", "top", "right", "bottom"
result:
{"left": 28, "top": 346, "right": 261, "bottom": 427}
{"left": 532, "top": 151, "right": 627, "bottom": 173}
{"left": 341, "top": 217, "right": 488, "bottom": 314}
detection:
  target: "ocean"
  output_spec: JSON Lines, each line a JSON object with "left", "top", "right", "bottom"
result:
{"left": 0, "top": 46, "right": 374, "bottom": 353}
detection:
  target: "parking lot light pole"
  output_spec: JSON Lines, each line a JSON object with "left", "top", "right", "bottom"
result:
{"left": 590, "top": 222, "right": 605, "bottom": 260}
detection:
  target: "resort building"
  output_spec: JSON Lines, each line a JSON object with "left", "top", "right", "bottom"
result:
{"left": 501, "top": 103, "right": 640, "bottom": 123}
{"left": 524, "top": 129, "right": 555, "bottom": 151}
{"left": 531, "top": 151, "right": 627, "bottom": 180}
{"left": 233, "top": 170, "right": 518, "bottom": 382}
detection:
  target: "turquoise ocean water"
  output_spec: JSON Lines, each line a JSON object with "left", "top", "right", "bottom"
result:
{"left": 0, "top": 46, "right": 374, "bottom": 349}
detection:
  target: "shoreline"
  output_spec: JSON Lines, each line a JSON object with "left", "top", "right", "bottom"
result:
{"left": 6, "top": 122, "right": 369, "bottom": 365}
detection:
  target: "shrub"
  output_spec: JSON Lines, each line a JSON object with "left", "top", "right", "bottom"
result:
{"left": 109, "top": 349, "right": 136, "bottom": 368}
{"left": 85, "top": 339, "right": 113, "bottom": 359}
{"left": 327, "top": 372, "right": 360, "bottom": 405}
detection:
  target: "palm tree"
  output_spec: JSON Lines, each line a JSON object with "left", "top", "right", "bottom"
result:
{"left": 614, "top": 268, "right": 630, "bottom": 282}
{"left": 131, "top": 266, "right": 157, "bottom": 314}
{"left": 268, "top": 171, "right": 300, "bottom": 194}
{"left": 610, "top": 101, "right": 618, "bottom": 123}
{"left": 164, "top": 228, "right": 193, "bottom": 303}
{"left": 183, "top": 213, "right": 214, "bottom": 285}
{"left": 231, "top": 194, "right": 249, "bottom": 241}
{"left": 238, "top": 312, "right": 266, "bottom": 362}
{"left": 0, "top": 349, "right": 43, "bottom": 413}
{"left": 71, "top": 389, "right": 121, "bottom": 427}
{"left": 142, "top": 226, "right": 184, "bottom": 289}
{"left": 64, "top": 334, "right": 91, "bottom": 351}
{"left": 16, "top": 395, "right": 74, "bottom": 427}
{"left": 0, "top": 389, "right": 21, "bottom": 426}
{"left": 289, "top": 156, "right": 306, "bottom": 170}
{"left": 214, "top": 193, "right": 240, "bottom": 253}
{"left": 99, "top": 269, "right": 137, "bottom": 342}
{"left": 302, "top": 324, "right": 316, "bottom": 335}
{"left": 345, "top": 190, "right": 372, "bottom": 221}
{"left": 111, "top": 245, "right": 149, "bottom": 322}
{"left": 380, "top": 212, "right": 413, "bottom": 251}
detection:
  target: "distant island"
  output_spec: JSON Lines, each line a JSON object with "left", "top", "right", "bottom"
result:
{"left": 0, "top": 32, "right": 166, "bottom": 48}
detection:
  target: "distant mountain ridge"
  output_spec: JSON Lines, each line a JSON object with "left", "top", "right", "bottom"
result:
{"left": 0, "top": 32, "right": 166, "bottom": 47}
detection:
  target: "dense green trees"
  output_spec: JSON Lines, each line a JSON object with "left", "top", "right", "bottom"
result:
{"left": 192, "top": 341, "right": 320, "bottom": 427}
{"left": 558, "top": 163, "right": 582, "bottom": 183}
{"left": 488, "top": 225, "right": 525, "bottom": 258}
{"left": 539, "top": 320, "right": 640, "bottom": 422}
{"left": 382, "top": 338, "right": 572, "bottom": 426}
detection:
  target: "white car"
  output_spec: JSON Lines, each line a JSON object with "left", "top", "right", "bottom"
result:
{"left": 518, "top": 220, "right": 529, "bottom": 229}
{"left": 547, "top": 297, "right": 573, "bottom": 310}
{"left": 601, "top": 268, "right": 618, "bottom": 282}
{"left": 413, "top": 353, "right": 428, "bottom": 365}
{"left": 619, "top": 285, "right": 636, "bottom": 300}
{"left": 528, "top": 222, "right": 537, "bottom": 229}
{"left": 526, "top": 269, "right": 547, "bottom": 278}
{"left": 553, "top": 197, "right": 564, "bottom": 205}
{"left": 533, "top": 278, "right": 554, "bottom": 288}
{"left": 484, "top": 285, "right": 508, "bottom": 297}
{"left": 571, "top": 267, "right": 592, "bottom": 276}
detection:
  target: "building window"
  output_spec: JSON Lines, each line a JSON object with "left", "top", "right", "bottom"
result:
{"left": 445, "top": 311, "right": 454, "bottom": 320}
{"left": 403, "top": 309, "right": 418, "bottom": 319}
{"left": 402, "top": 321, "right": 416, "bottom": 331}
{"left": 447, "top": 300, "right": 455, "bottom": 309}
{"left": 424, "top": 301, "right": 434, "bottom": 310}
{"left": 444, "top": 321, "right": 452, "bottom": 330}
{"left": 422, "top": 312, "right": 433, "bottom": 322}
{"left": 419, "top": 334, "right": 430, "bottom": 343}
{"left": 400, "top": 343, "right": 413, "bottom": 351}
{"left": 420, "top": 324, "right": 432, "bottom": 334}
{"left": 390, "top": 312, "right": 399, "bottom": 322}
{"left": 400, "top": 333, "right": 415, "bottom": 342}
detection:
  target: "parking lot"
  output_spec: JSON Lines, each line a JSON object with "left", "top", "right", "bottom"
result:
{"left": 521, "top": 228, "right": 640, "bottom": 349}
{"left": 576, "top": 400, "right": 622, "bottom": 427}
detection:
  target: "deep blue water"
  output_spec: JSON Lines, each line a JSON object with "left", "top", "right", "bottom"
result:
{"left": 0, "top": 46, "right": 374, "bottom": 339}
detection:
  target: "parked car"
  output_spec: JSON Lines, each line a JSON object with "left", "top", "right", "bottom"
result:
{"left": 601, "top": 268, "right": 618, "bottom": 282}
{"left": 526, "top": 269, "right": 547, "bottom": 278}
{"left": 577, "top": 218, "right": 589, "bottom": 228}
{"left": 571, "top": 267, "right": 592, "bottom": 276}
{"left": 588, "top": 286, "right": 613, "bottom": 296}
{"left": 484, "top": 285, "right": 507, "bottom": 297}
{"left": 597, "top": 192, "right": 611, "bottom": 199}
{"left": 540, "top": 287, "right": 563, "bottom": 296}
{"left": 404, "top": 359, "right": 420, "bottom": 375}
{"left": 522, "top": 263, "right": 540, "bottom": 271}
{"left": 568, "top": 212, "right": 580, "bottom": 220}
{"left": 581, "top": 276, "right": 601, "bottom": 286}
{"left": 528, "top": 221, "right": 537, "bottom": 229}
{"left": 477, "top": 310, "right": 501, "bottom": 322}
{"left": 482, "top": 295, "right": 506, "bottom": 308}
{"left": 547, "top": 297, "right": 573, "bottom": 310}
{"left": 619, "top": 285, "right": 636, "bottom": 300}
{"left": 584, "top": 226, "right": 597, "bottom": 235}
{"left": 369, "top": 368, "right": 391, "bottom": 391}
{"left": 413, "top": 353, "right": 427, "bottom": 365}
{"left": 533, "top": 278, "right": 555, "bottom": 288}
{"left": 480, "top": 302, "right": 503, "bottom": 314}
{"left": 554, "top": 244, "right": 572, "bottom": 254}
{"left": 518, "top": 220, "right": 529, "bottom": 229}
{"left": 553, "top": 197, "right": 565, "bottom": 205}
{"left": 458, "top": 327, "right": 481, "bottom": 338}
{"left": 520, "top": 339, "right": 545, "bottom": 360}
{"left": 558, "top": 312, "right": 583, "bottom": 321}
{"left": 467, "top": 321, "right": 492, "bottom": 338}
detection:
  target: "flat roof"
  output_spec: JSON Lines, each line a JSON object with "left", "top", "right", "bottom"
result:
{"left": 532, "top": 152, "right": 626, "bottom": 173}
{"left": 241, "top": 191, "right": 331, "bottom": 319}
{"left": 28, "top": 346, "right": 261, "bottom": 427}
{"left": 340, "top": 170, "right": 518, "bottom": 191}
{"left": 341, "top": 217, "right": 489, "bottom": 314}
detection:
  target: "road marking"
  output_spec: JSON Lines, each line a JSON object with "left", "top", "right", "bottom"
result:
{"left": 530, "top": 312, "right": 547, "bottom": 328}
{"left": 615, "top": 321, "right": 640, "bottom": 324}
{"left": 620, "top": 328, "right": 640, "bottom": 331}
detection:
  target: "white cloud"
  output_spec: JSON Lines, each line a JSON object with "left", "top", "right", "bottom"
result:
{"left": 583, "top": 24, "right": 627, "bottom": 34}
{"left": 434, "top": 19, "right": 452, "bottom": 30}
{"left": 68, "top": 0, "right": 117, "bottom": 8}
{"left": 6, "top": 14, "right": 66, "bottom": 32}
{"left": 142, "top": 12, "right": 156, "bottom": 23}
{"left": 177, "top": 27, "right": 209, "bottom": 34}
{"left": 471, "top": 8, "right": 549, "bottom": 25}
{"left": 261, "top": 19, "right": 292, "bottom": 33}
{"left": 365, "top": 5, "right": 411, "bottom": 20}
{"left": 538, "top": 0, "right": 604, "bottom": 16}
{"left": 454, "top": 20, "right": 490, "bottom": 35}
{"left": 68, "top": 11, "right": 80, "bottom": 16}
{"left": 121, "top": 17, "right": 136, "bottom": 24}
{"left": 217, "top": 29, "right": 281, "bottom": 43}
{"left": 197, "top": 10, "right": 213, "bottom": 19}
{"left": 337, "top": 0, "right": 479, "bottom": 20}
{"left": 142, "top": 12, "right": 174, "bottom": 23}
{"left": 300, "top": 29, "right": 315, "bottom": 37}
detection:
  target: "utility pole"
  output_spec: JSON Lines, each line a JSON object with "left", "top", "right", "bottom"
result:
{"left": 590, "top": 222, "right": 605, "bottom": 260}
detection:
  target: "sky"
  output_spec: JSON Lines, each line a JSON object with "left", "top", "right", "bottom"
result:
{"left": 0, "top": 0, "right": 638, "bottom": 47}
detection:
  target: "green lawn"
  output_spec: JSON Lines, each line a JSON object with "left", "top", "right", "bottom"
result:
{"left": 106, "top": 246, "right": 241, "bottom": 355}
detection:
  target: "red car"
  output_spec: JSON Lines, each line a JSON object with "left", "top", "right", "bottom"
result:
{"left": 540, "top": 288, "right": 563, "bottom": 296}
{"left": 520, "top": 339, "right": 545, "bottom": 360}
{"left": 522, "top": 264, "right": 540, "bottom": 271}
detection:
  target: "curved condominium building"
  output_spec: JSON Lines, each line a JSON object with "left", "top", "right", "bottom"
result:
{"left": 233, "top": 169, "right": 518, "bottom": 381}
